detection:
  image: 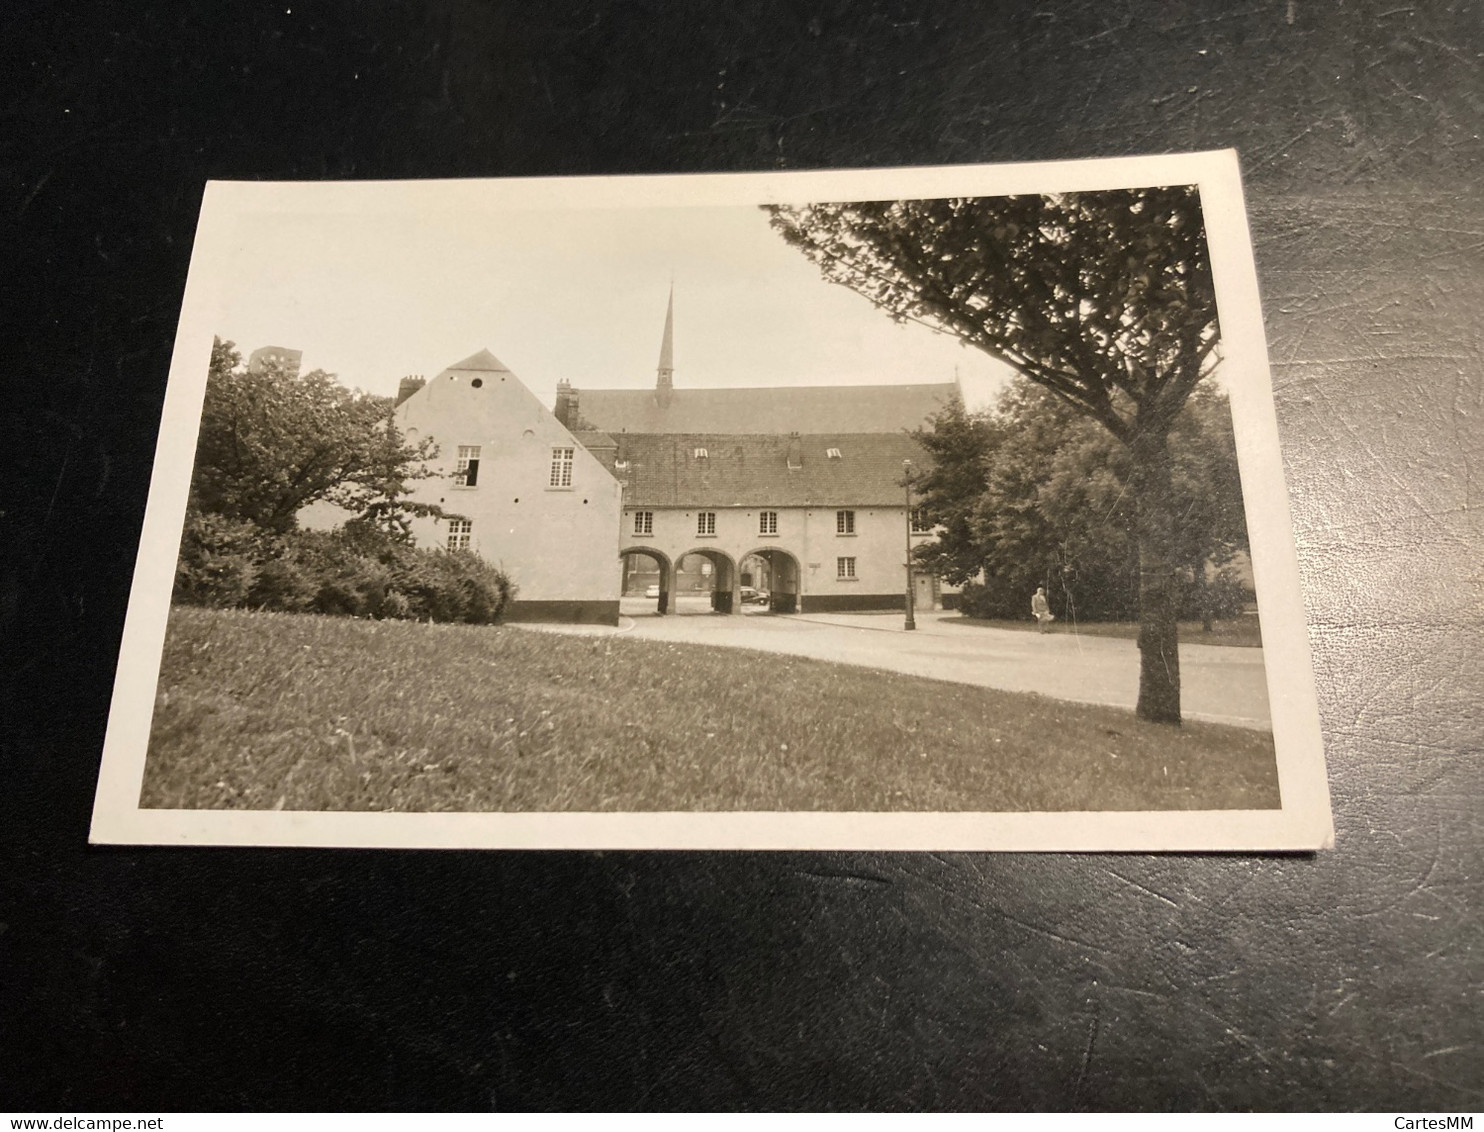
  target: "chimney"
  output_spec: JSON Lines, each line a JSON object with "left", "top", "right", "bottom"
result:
{"left": 395, "top": 375, "right": 425, "bottom": 406}
{"left": 555, "top": 379, "right": 582, "bottom": 428}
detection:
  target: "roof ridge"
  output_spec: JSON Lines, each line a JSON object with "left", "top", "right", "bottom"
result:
{"left": 444, "top": 348, "right": 510, "bottom": 373}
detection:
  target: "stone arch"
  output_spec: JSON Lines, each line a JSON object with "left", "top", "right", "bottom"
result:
{"left": 740, "top": 546, "right": 802, "bottom": 613}
{"left": 676, "top": 547, "right": 739, "bottom": 614}
{"left": 619, "top": 545, "right": 673, "bottom": 614}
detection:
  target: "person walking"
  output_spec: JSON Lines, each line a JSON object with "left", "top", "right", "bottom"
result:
{"left": 1031, "top": 585, "right": 1055, "bottom": 633}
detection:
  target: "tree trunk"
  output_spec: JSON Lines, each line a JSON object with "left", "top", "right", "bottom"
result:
{"left": 1131, "top": 431, "right": 1182, "bottom": 724}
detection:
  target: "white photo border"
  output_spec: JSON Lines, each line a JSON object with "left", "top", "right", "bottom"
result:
{"left": 89, "top": 150, "right": 1334, "bottom": 851}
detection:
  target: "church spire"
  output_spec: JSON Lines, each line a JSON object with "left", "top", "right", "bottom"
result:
{"left": 656, "top": 285, "right": 674, "bottom": 408}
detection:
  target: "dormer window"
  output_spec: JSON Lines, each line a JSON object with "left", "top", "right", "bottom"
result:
{"left": 453, "top": 445, "right": 481, "bottom": 487}
{"left": 694, "top": 447, "right": 708, "bottom": 459}
{"left": 826, "top": 447, "right": 842, "bottom": 459}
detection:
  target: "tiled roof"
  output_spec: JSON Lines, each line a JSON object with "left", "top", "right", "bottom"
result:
{"left": 574, "top": 382, "right": 959, "bottom": 435}
{"left": 610, "top": 433, "right": 926, "bottom": 507}
{"left": 570, "top": 429, "right": 617, "bottom": 449}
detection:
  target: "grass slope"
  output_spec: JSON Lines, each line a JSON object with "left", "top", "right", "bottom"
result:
{"left": 141, "top": 607, "right": 1280, "bottom": 813}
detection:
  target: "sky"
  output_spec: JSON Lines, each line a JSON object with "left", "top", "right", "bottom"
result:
{"left": 214, "top": 203, "right": 1018, "bottom": 411}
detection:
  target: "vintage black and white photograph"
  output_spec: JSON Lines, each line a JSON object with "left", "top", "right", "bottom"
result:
{"left": 90, "top": 154, "right": 1331, "bottom": 849}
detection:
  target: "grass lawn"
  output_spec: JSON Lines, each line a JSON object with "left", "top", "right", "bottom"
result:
{"left": 141, "top": 607, "right": 1280, "bottom": 813}
{"left": 946, "top": 614, "right": 1264, "bottom": 648}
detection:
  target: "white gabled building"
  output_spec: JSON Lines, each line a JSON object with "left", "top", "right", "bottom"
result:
{"left": 386, "top": 349, "right": 623, "bottom": 625}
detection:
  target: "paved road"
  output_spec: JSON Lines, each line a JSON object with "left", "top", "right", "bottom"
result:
{"left": 525, "top": 604, "right": 1273, "bottom": 730}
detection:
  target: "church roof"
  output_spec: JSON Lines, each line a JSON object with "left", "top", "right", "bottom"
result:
{"left": 443, "top": 348, "right": 511, "bottom": 373}
{"left": 610, "top": 432, "right": 926, "bottom": 508}
{"left": 576, "top": 382, "right": 958, "bottom": 435}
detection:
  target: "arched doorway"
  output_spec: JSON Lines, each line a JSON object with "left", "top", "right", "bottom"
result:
{"left": 675, "top": 548, "right": 739, "bottom": 614}
{"left": 618, "top": 546, "right": 673, "bottom": 615}
{"left": 740, "top": 547, "right": 801, "bottom": 613}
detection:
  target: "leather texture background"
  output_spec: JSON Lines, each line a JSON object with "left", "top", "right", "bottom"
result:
{"left": 2, "top": 1, "right": 1479, "bottom": 1110}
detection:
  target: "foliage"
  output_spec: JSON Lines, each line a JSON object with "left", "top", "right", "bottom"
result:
{"left": 767, "top": 189, "right": 1218, "bottom": 440}
{"left": 769, "top": 189, "right": 1221, "bottom": 723}
{"left": 276, "top": 524, "right": 515, "bottom": 623}
{"left": 192, "top": 338, "right": 442, "bottom": 536}
{"left": 904, "top": 398, "right": 998, "bottom": 587}
{"left": 173, "top": 511, "right": 261, "bottom": 608}
{"left": 1178, "top": 565, "right": 1253, "bottom": 623}
{"left": 915, "top": 378, "right": 1250, "bottom": 625}
{"left": 173, "top": 516, "right": 513, "bottom": 625}
{"left": 173, "top": 339, "right": 511, "bottom": 624}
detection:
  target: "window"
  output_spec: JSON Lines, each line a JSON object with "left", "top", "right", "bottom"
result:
{"left": 549, "top": 446, "right": 574, "bottom": 488}
{"left": 826, "top": 447, "right": 842, "bottom": 459}
{"left": 759, "top": 510, "right": 778, "bottom": 536}
{"left": 697, "top": 511, "right": 716, "bottom": 536}
{"left": 693, "top": 447, "right": 708, "bottom": 459}
{"left": 453, "top": 445, "right": 481, "bottom": 487}
{"left": 836, "top": 509, "right": 855, "bottom": 535}
{"left": 837, "top": 556, "right": 856, "bottom": 579}
{"left": 446, "top": 519, "right": 472, "bottom": 552}
{"left": 633, "top": 510, "right": 653, "bottom": 536}
{"left": 911, "top": 507, "right": 933, "bottom": 534}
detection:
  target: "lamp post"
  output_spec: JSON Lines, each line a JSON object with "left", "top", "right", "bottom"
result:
{"left": 903, "top": 459, "right": 917, "bottom": 632}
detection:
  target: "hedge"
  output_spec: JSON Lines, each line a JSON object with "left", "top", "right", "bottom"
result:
{"left": 174, "top": 514, "right": 514, "bottom": 624}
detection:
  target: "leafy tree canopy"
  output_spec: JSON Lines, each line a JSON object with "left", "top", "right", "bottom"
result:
{"left": 913, "top": 378, "right": 1249, "bottom": 623}
{"left": 770, "top": 189, "right": 1223, "bottom": 722}
{"left": 192, "top": 338, "right": 441, "bottom": 537}
{"left": 768, "top": 187, "right": 1219, "bottom": 449}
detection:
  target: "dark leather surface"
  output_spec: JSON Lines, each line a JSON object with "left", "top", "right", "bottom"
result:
{"left": 3, "top": 1, "right": 1479, "bottom": 1111}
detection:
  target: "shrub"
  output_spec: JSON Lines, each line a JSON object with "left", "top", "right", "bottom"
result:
{"left": 174, "top": 512, "right": 261, "bottom": 608}
{"left": 1180, "top": 565, "right": 1254, "bottom": 622}
{"left": 957, "top": 566, "right": 1138, "bottom": 624}
{"left": 248, "top": 554, "right": 317, "bottom": 612}
{"left": 959, "top": 563, "right": 1254, "bottom": 626}
{"left": 379, "top": 589, "right": 412, "bottom": 620}
{"left": 173, "top": 514, "right": 515, "bottom": 624}
{"left": 310, "top": 546, "right": 395, "bottom": 618}
{"left": 446, "top": 551, "right": 515, "bottom": 624}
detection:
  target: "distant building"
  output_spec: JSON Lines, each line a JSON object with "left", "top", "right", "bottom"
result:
{"left": 555, "top": 291, "right": 958, "bottom": 437}
{"left": 560, "top": 289, "right": 960, "bottom": 614}
{"left": 247, "top": 345, "right": 302, "bottom": 377}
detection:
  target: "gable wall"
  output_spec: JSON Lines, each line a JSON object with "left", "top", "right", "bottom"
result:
{"left": 396, "top": 365, "right": 621, "bottom": 623}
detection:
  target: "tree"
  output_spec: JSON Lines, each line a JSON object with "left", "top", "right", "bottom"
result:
{"left": 906, "top": 397, "right": 999, "bottom": 587}
{"left": 916, "top": 378, "right": 1248, "bottom": 627}
{"left": 191, "top": 338, "right": 442, "bottom": 536}
{"left": 768, "top": 189, "right": 1220, "bottom": 723}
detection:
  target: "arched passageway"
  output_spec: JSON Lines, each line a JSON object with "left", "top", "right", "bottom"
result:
{"left": 674, "top": 548, "right": 739, "bottom": 614}
{"left": 618, "top": 546, "right": 673, "bottom": 615}
{"left": 740, "top": 548, "right": 802, "bottom": 613}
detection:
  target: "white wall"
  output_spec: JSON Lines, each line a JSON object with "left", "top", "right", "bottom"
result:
{"left": 397, "top": 364, "right": 621, "bottom": 609}
{"left": 622, "top": 504, "right": 922, "bottom": 607}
